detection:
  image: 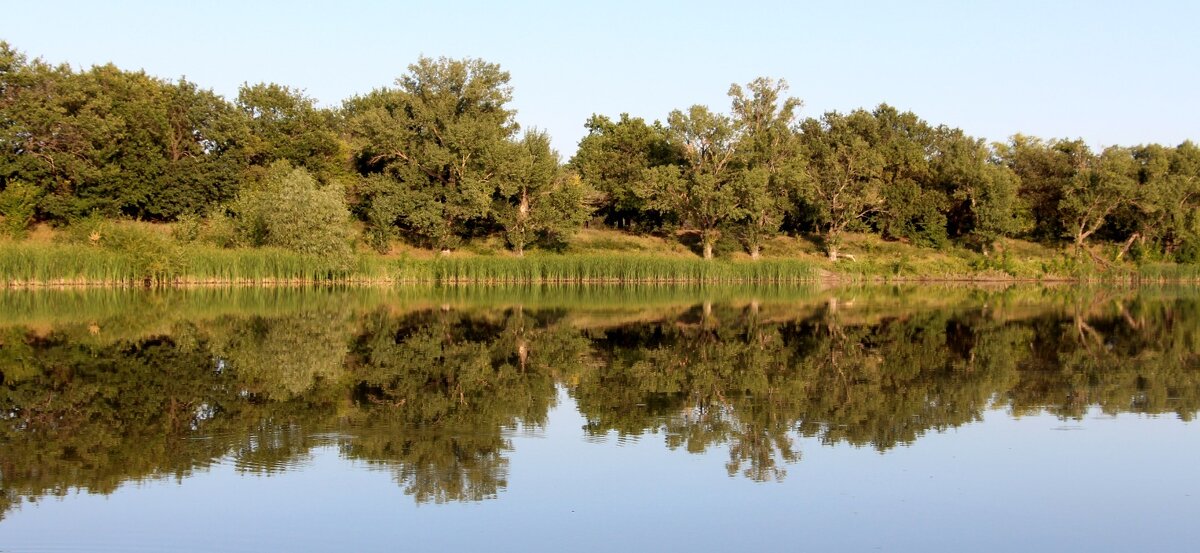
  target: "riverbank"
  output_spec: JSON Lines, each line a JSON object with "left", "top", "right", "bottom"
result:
{"left": 1, "top": 227, "right": 1196, "bottom": 286}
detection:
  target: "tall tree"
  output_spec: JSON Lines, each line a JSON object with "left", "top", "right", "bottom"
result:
{"left": 932, "top": 128, "right": 1025, "bottom": 252}
{"left": 996, "top": 135, "right": 1086, "bottom": 243}
{"left": 868, "top": 105, "right": 947, "bottom": 248}
{"left": 569, "top": 113, "right": 680, "bottom": 231}
{"left": 346, "top": 56, "right": 517, "bottom": 251}
{"left": 1059, "top": 145, "right": 1135, "bottom": 253}
{"left": 727, "top": 78, "right": 802, "bottom": 259}
{"left": 494, "top": 130, "right": 591, "bottom": 255}
{"left": 640, "top": 105, "right": 741, "bottom": 259}
{"left": 237, "top": 83, "right": 343, "bottom": 180}
{"left": 1114, "top": 142, "right": 1200, "bottom": 261}
{"left": 796, "top": 110, "right": 884, "bottom": 260}
{"left": 0, "top": 44, "right": 245, "bottom": 221}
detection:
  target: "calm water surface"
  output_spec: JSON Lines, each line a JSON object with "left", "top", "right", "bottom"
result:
{"left": 0, "top": 285, "right": 1197, "bottom": 552}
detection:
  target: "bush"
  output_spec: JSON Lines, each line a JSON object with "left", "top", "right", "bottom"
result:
{"left": 54, "top": 218, "right": 184, "bottom": 283}
{"left": 0, "top": 180, "right": 40, "bottom": 239}
{"left": 233, "top": 163, "right": 356, "bottom": 265}
{"left": 172, "top": 212, "right": 203, "bottom": 243}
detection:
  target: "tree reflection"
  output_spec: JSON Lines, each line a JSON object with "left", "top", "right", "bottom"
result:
{"left": 1, "top": 288, "right": 1199, "bottom": 516}
{"left": 338, "top": 308, "right": 567, "bottom": 502}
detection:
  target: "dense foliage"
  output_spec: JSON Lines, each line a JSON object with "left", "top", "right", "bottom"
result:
{"left": 2, "top": 41, "right": 1198, "bottom": 261}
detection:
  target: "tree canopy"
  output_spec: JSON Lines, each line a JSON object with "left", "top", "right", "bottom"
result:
{"left": 1, "top": 40, "right": 1197, "bottom": 262}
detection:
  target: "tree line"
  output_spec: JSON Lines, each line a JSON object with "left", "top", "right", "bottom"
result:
{"left": 2, "top": 41, "right": 1198, "bottom": 261}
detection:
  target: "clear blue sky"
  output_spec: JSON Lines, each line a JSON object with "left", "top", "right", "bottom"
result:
{"left": 3, "top": 0, "right": 1197, "bottom": 155}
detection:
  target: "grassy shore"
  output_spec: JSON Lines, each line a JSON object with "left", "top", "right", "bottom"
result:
{"left": 0, "top": 242, "right": 820, "bottom": 286}
{"left": 1, "top": 225, "right": 1196, "bottom": 286}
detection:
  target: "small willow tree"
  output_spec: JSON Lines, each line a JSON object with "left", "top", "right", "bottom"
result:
{"left": 494, "top": 131, "right": 591, "bottom": 256}
{"left": 233, "top": 162, "right": 355, "bottom": 264}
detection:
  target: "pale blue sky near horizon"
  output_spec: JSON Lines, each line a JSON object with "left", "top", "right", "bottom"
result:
{"left": 3, "top": 0, "right": 1197, "bottom": 156}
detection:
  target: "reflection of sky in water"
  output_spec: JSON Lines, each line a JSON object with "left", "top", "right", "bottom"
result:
{"left": 2, "top": 391, "right": 1196, "bottom": 553}
{"left": 2, "top": 287, "right": 1199, "bottom": 551}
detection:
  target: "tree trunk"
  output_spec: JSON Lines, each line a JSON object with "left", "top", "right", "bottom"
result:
{"left": 703, "top": 240, "right": 714, "bottom": 260}
{"left": 825, "top": 229, "right": 840, "bottom": 261}
{"left": 749, "top": 243, "right": 761, "bottom": 260}
{"left": 515, "top": 243, "right": 524, "bottom": 257}
{"left": 1116, "top": 232, "right": 1140, "bottom": 261}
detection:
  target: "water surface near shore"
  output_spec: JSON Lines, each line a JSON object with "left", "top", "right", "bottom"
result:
{"left": 1, "top": 285, "right": 1197, "bottom": 551}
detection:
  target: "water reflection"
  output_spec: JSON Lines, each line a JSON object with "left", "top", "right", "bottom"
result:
{"left": 1, "top": 286, "right": 1198, "bottom": 516}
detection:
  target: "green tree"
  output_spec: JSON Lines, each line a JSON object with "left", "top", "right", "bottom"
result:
{"left": 1120, "top": 142, "right": 1200, "bottom": 261}
{"left": 796, "top": 110, "right": 884, "bottom": 260}
{"left": 233, "top": 162, "right": 355, "bottom": 263}
{"left": 494, "top": 130, "right": 591, "bottom": 255}
{"left": 727, "top": 78, "right": 802, "bottom": 259}
{"left": 0, "top": 44, "right": 246, "bottom": 222}
{"left": 346, "top": 56, "right": 517, "bottom": 251}
{"left": 932, "top": 129, "right": 1025, "bottom": 251}
{"left": 868, "top": 105, "right": 948, "bottom": 248}
{"left": 1059, "top": 145, "right": 1135, "bottom": 253}
{"left": 996, "top": 135, "right": 1085, "bottom": 243}
{"left": 152, "top": 78, "right": 249, "bottom": 219}
{"left": 236, "top": 82, "right": 344, "bottom": 180}
{"left": 0, "top": 179, "right": 39, "bottom": 237}
{"left": 640, "top": 105, "right": 741, "bottom": 259}
{"left": 569, "top": 113, "right": 680, "bottom": 231}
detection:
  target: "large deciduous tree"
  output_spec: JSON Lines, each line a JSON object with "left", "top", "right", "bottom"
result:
{"left": 868, "top": 105, "right": 948, "bottom": 248}
{"left": 640, "top": 105, "right": 741, "bottom": 259}
{"left": 996, "top": 135, "right": 1086, "bottom": 243}
{"left": 237, "top": 83, "right": 344, "bottom": 181}
{"left": 347, "top": 56, "right": 517, "bottom": 252}
{"left": 728, "top": 78, "right": 802, "bottom": 259}
{"left": 0, "top": 42, "right": 246, "bottom": 222}
{"left": 569, "top": 113, "right": 680, "bottom": 232}
{"left": 932, "top": 128, "right": 1025, "bottom": 252}
{"left": 796, "top": 110, "right": 884, "bottom": 260}
{"left": 1059, "top": 145, "right": 1135, "bottom": 253}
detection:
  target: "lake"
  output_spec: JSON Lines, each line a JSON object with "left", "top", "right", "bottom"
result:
{"left": 0, "top": 285, "right": 1197, "bottom": 552}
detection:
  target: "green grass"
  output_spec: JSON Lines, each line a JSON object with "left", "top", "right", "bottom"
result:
{"left": 0, "top": 242, "right": 374, "bottom": 286}
{"left": 1137, "top": 263, "right": 1200, "bottom": 282}
{"left": 422, "top": 255, "right": 819, "bottom": 284}
{"left": 6, "top": 224, "right": 1200, "bottom": 286}
{"left": 0, "top": 242, "right": 819, "bottom": 286}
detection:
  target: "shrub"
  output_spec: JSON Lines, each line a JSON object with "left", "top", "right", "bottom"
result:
{"left": 52, "top": 218, "right": 184, "bottom": 283}
{"left": 172, "top": 212, "right": 203, "bottom": 243}
{"left": 198, "top": 209, "right": 239, "bottom": 248}
{"left": 0, "top": 180, "right": 40, "bottom": 239}
{"left": 233, "top": 163, "right": 356, "bottom": 265}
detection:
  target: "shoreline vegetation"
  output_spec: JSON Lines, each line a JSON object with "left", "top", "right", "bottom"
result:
{"left": 2, "top": 41, "right": 1199, "bottom": 287}
{"left": 3, "top": 225, "right": 1200, "bottom": 287}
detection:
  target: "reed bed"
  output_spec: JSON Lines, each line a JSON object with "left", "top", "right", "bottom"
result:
{"left": 12, "top": 240, "right": 1200, "bottom": 287}
{"left": 1137, "top": 263, "right": 1200, "bottom": 282}
{"left": 1, "top": 242, "right": 821, "bottom": 286}
{"left": 425, "top": 255, "right": 819, "bottom": 284}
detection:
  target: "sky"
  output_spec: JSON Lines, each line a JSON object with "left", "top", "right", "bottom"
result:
{"left": 3, "top": 0, "right": 1197, "bottom": 156}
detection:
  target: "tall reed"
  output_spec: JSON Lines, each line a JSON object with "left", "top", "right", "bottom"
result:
{"left": 1, "top": 243, "right": 820, "bottom": 286}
